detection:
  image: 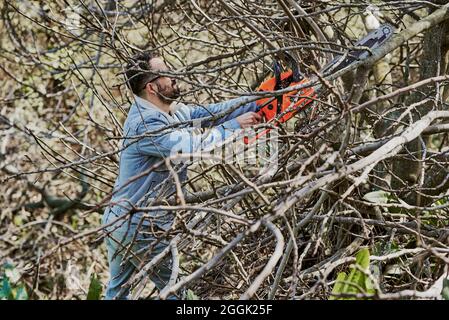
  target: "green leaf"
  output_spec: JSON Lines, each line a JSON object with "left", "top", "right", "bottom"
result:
{"left": 442, "top": 278, "right": 449, "bottom": 300}
{"left": 330, "top": 272, "right": 347, "bottom": 300}
{"left": 14, "top": 285, "right": 28, "bottom": 300}
{"left": 363, "top": 191, "right": 390, "bottom": 204}
{"left": 86, "top": 274, "right": 102, "bottom": 300}
{"left": 0, "top": 277, "right": 14, "bottom": 300}
{"left": 185, "top": 289, "right": 199, "bottom": 300}
{"left": 364, "top": 273, "right": 376, "bottom": 296}
{"left": 345, "top": 249, "right": 368, "bottom": 295}
{"left": 355, "top": 248, "right": 370, "bottom": 270}
{"left": 329, "top": 248, "right": 376, "bottom": 300}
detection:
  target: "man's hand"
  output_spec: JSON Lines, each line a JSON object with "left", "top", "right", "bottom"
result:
{"left": 236, "top": 112, "right": 262, "bottom": 129}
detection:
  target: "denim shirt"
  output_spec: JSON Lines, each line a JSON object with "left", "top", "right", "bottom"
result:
{"left": 103, "top": 95, "right": 258, "bottom": 231}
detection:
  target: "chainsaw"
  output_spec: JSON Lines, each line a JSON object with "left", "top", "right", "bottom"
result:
{"left": 245, "top": 24, "right": 395, "bottom": 144}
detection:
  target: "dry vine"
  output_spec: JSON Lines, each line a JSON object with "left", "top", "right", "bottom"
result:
{"left": 1, "top": 0, "right": 449, "bottom": 300}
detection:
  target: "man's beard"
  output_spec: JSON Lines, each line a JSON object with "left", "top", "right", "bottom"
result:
{"left": 155, "top": 83, "right": 180, "bottom": 104}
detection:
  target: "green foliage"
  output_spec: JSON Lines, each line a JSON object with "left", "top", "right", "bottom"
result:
{"left": 330, "top": 248, "right": 376, "bottom": 300}
{"left": 0, "top": 264, "right": 28, "bottom": 300}
{"left": 363, "top": 190, "right": 401, "bottom": 214}
{"left": 442, "top": 278, "right": 449, "bottom": 300}
{"left": 185, "top": 289, "right": 199, "bottom": 300}
{"left": 363, "top": 190, "right": 418, "bottom": 215}
{"left": 86, "top": 273, "right": 102, "bottom": 300}
{"left": 363, "top": 190, "right": 390, "bottom": 204}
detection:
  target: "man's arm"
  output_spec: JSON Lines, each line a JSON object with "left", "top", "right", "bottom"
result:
{"left": 190, "top": 96, "right": 258, "bottom": 125}
{"left": 135, "top": 116, "right": 242, "bottom": 158}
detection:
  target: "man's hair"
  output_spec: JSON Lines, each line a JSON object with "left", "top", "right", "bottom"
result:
{"left": 125, "top": 51, "right": 159, "bottom": 96}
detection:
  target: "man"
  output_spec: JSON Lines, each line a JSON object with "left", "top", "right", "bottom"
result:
{"left": 102, "top": 51, "right": 261, "bottom": 299}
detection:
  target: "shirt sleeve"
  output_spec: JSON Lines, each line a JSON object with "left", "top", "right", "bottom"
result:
{"left": 190, "top": 96, "right": 258, "bottom": 126}
{"left": 135, "top": 116, "right": 241, "bottom": 158}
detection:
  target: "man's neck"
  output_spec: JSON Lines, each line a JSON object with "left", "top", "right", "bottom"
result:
{"left": 141, "top": 95, "right": 172, "bottom": 115}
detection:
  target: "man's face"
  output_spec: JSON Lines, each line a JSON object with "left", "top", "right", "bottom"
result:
{"left": 148, "top": 57, "right": 180, "bottom": 103}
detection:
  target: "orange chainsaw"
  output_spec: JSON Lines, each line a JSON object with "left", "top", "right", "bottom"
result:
{"left": 245, "top": 24, "right": 394, "bottom": 144}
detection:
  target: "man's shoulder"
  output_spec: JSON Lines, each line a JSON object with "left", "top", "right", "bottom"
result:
{"left": 172, "top": 102, "right": 193, "bottom": 121}
{"left": 126, "top": 103, "right": 169, "bottom": 128}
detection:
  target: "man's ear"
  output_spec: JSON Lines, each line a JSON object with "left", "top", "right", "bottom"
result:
{"left": 144, "top": 82, "right": 156, "bottom": 96}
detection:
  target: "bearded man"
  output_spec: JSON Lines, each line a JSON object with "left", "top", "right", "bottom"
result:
{"left": 102, "top": 51, "right": 261, "bottom": 299}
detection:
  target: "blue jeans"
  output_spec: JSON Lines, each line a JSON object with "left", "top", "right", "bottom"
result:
{"left": 103, "top": 214, "right": 175, "bottom": 300}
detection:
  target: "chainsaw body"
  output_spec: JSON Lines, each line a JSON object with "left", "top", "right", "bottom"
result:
{"left": 243, "top": 70, "right": 316, "bottom": 144}
{"left": 245, "top": 23, "right": 395, "bottom": 144}
{"left": 256, "top": 70, "right": 316, "bottom": 124}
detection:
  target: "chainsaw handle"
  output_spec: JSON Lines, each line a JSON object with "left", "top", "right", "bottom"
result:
{"left": 245, "top": 87, "right": 316, "bottom": 145}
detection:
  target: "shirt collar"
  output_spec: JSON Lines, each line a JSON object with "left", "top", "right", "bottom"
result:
{"left": 133, "top": 95, "right": 180, "bottom": 114}
{"left": 133, "top": 95, "right": 182, "bottom": 123}
{"left": 133, "top": 95, "right": 161, "bottom": 112}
